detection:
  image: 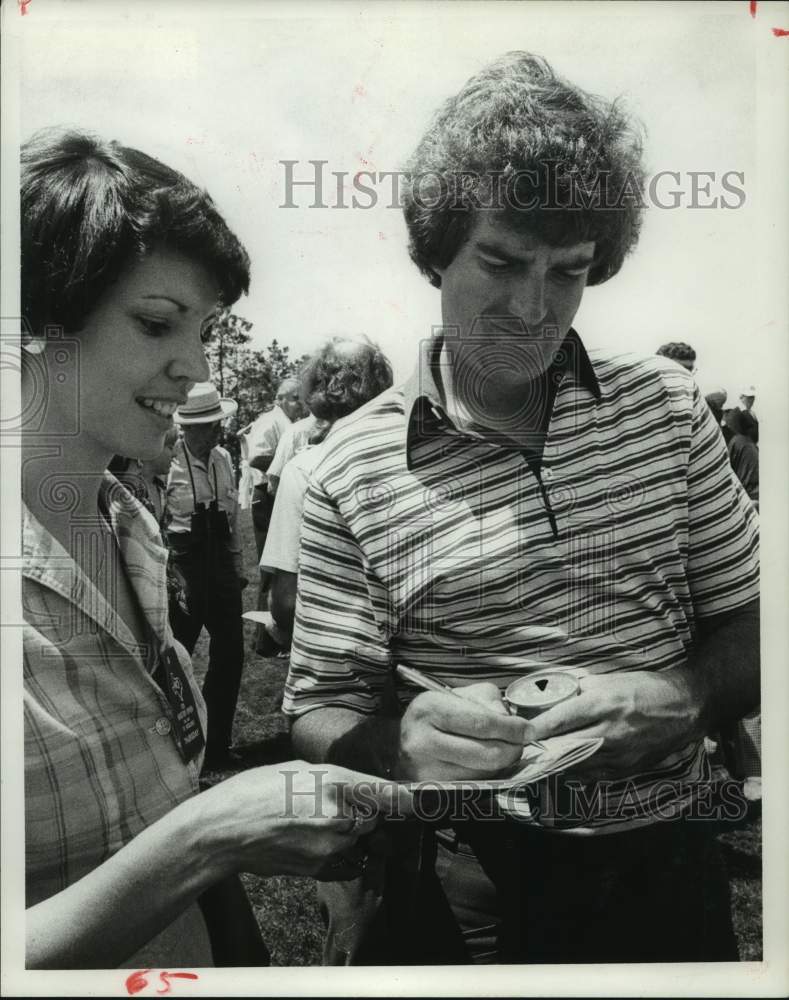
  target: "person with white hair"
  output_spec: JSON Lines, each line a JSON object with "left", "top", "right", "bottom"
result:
{"left": 739, "top": 384, "right": 756, "bottom": 412}
{"left": 737, "top": 384, "right": 759, "bottom": 433}
{"left": 260, "top": 336, "right": 394, "bottom": 636}
{"left": 238, "top": 378, "right": 304, "bottom": 653}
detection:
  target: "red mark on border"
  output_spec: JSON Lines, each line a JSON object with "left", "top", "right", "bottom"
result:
{"left": 157, "top": 972, "right": 199, "bottom": 994}
{"left": 749, "top": 2, "right": 789, "bottom": 35}
{"left": 19, "top": 0, "right": 32, "bottom": 14}
{"left": 125, "top": 970, "right": 199, "bottom": 996}
{"left": 126, "top": 970, "right": 152, "bottom": 995}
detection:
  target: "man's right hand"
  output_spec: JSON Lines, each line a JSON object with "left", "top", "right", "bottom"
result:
{"left": 395, "top": 682, "right": 532, "bottom": 781}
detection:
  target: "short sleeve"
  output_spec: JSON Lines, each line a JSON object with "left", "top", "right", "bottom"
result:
{"left": 283, "top": 477, "right": 394, "bottom": 717}
{"left": 685, "top": 384, "right": 759, "bottom": 619}
{"left": 260, "top": 460, "right": 310, "bottom": 573}
{"left": 268, "top": 424, "right": 297, "bottom": 481}
{"left": 246, "top": 411, "right": 281, "bottom": 463}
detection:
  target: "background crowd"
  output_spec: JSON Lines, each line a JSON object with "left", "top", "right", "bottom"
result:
{"left": 655, "top": 341, "right": 761, "bottom": 802}
{"left": 110, "top": 336, "right": 394, "bottom": 773}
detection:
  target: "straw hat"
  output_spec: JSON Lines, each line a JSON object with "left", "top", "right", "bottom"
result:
{"left": 174, "top": 382, "right": 238, "bottom": 425}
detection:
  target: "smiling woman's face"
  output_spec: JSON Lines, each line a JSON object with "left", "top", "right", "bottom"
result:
{"left": 66, "top": 249, "right": 218, "bottom": 466}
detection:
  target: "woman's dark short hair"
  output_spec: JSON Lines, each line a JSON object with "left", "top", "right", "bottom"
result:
{"left": 21, "top": 128, "right": 250, "bottom": 338}
{"left": 301, "top": 336, "right": 393, "bottom": 424}
{"left": 402, "top": 51, "right": 646, "bottom": 288}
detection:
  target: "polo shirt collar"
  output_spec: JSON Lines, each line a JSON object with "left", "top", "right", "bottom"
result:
{"left": 403, "top": 327, "right": 600, "bottom": 468}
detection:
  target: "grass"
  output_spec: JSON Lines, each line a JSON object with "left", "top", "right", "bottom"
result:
{"left": 190, "top": 510, "right": 763, "bottom": 965}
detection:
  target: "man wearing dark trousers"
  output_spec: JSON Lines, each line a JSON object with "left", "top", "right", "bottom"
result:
{"left": 168, "top": 381, "right": 247, "bottom": 770}
{"left": 284, "top": 52, "right": 759, "bottom": 963}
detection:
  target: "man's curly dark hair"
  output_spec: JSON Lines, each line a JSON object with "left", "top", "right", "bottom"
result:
{"left": 656, "top": 342, "right": 696, "bottom": 365}
{"left": 402, "top": 51, "right": 646, "bottom": 288}
{"left": 301, "top": 336, "right": 393, "bottom": 430}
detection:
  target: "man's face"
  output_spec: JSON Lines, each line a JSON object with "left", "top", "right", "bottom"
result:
{"left": 740, "top": 395, "right": 755, "bottom": 411}
{"left": 184, "top": 420, "right": 222, "bottom": 458}
{"left": 435, "top": 212, "right": 595, "bottom": 425}
{"left": 276, "top": 383, "right": 303, "bottom": 422}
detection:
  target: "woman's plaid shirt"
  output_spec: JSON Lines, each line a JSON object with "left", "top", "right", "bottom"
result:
{"left": 23, "top": 474, "right": 207, "bottom": 905}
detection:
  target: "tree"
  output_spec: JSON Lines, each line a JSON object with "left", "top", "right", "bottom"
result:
{"left": 202, "top": 308, "right": 253, "bottom": 400}
{"left": 201, "top": 308, "right": 304, "bottom": 474}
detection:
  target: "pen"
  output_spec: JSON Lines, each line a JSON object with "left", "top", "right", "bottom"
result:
{"left": 395, "top": 664, "right": 547, "bottom": 751}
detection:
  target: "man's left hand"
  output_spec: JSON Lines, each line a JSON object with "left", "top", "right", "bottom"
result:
{"left": 529, "top": 668, "right": 705, "bottom": 780}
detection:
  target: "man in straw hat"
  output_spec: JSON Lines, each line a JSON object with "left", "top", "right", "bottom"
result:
{"left": 168, "top": 381, "right": 247, "bottom": 770}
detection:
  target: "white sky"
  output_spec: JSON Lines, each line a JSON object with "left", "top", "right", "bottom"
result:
{"left": 13, "top": 0, "right": 780, "bottom": 402}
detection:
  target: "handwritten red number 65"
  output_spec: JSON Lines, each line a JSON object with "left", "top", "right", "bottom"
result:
{"left": 125, "top": 969, "right": 199, "bottom": 996}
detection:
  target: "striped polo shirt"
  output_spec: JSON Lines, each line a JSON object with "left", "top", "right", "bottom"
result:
{"left": 284, "top": 331, "right": 759, "bottom": 833}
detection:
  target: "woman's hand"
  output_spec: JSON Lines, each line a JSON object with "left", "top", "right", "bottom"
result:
{"left": 199, "top": 761, "right": 408, "bottom": 881}
{"left": 25, "top": 760, "right": 409, "bottom": 968}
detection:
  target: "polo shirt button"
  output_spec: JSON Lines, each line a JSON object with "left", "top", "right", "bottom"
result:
{"left": 154, "top": 717, "right": 172, "bottom": 736}
{"left": 542, "top": 468, "right": 553, "bottom": 481}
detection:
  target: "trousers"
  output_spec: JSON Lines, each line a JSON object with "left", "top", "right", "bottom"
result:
{"left": 251, "top": 485, "right": 275, "bottom": 638}
{"left": 320, "top": 815, "right": 739, "bottom": 965}
{"left": 433, "top": 816, "right": 739, "bottom": 963}
{"left": 169, "top": 532, "right": 244, "bottom": 755}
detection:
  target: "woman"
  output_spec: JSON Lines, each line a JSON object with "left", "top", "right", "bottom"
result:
{"left": 20, "top": 128, "right": 395, "bottom": 969}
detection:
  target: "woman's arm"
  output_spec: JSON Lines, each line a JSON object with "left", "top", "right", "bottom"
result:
{"left": 26, "top": 763, "right": 381, "bottom": 969}
{"left": 27, "top": 784, "right": 222, "bottom": 969}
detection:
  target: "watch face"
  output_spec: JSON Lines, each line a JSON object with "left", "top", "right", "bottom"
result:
{"left": 504, "top": 672, "right": 580, "bottom": 719}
